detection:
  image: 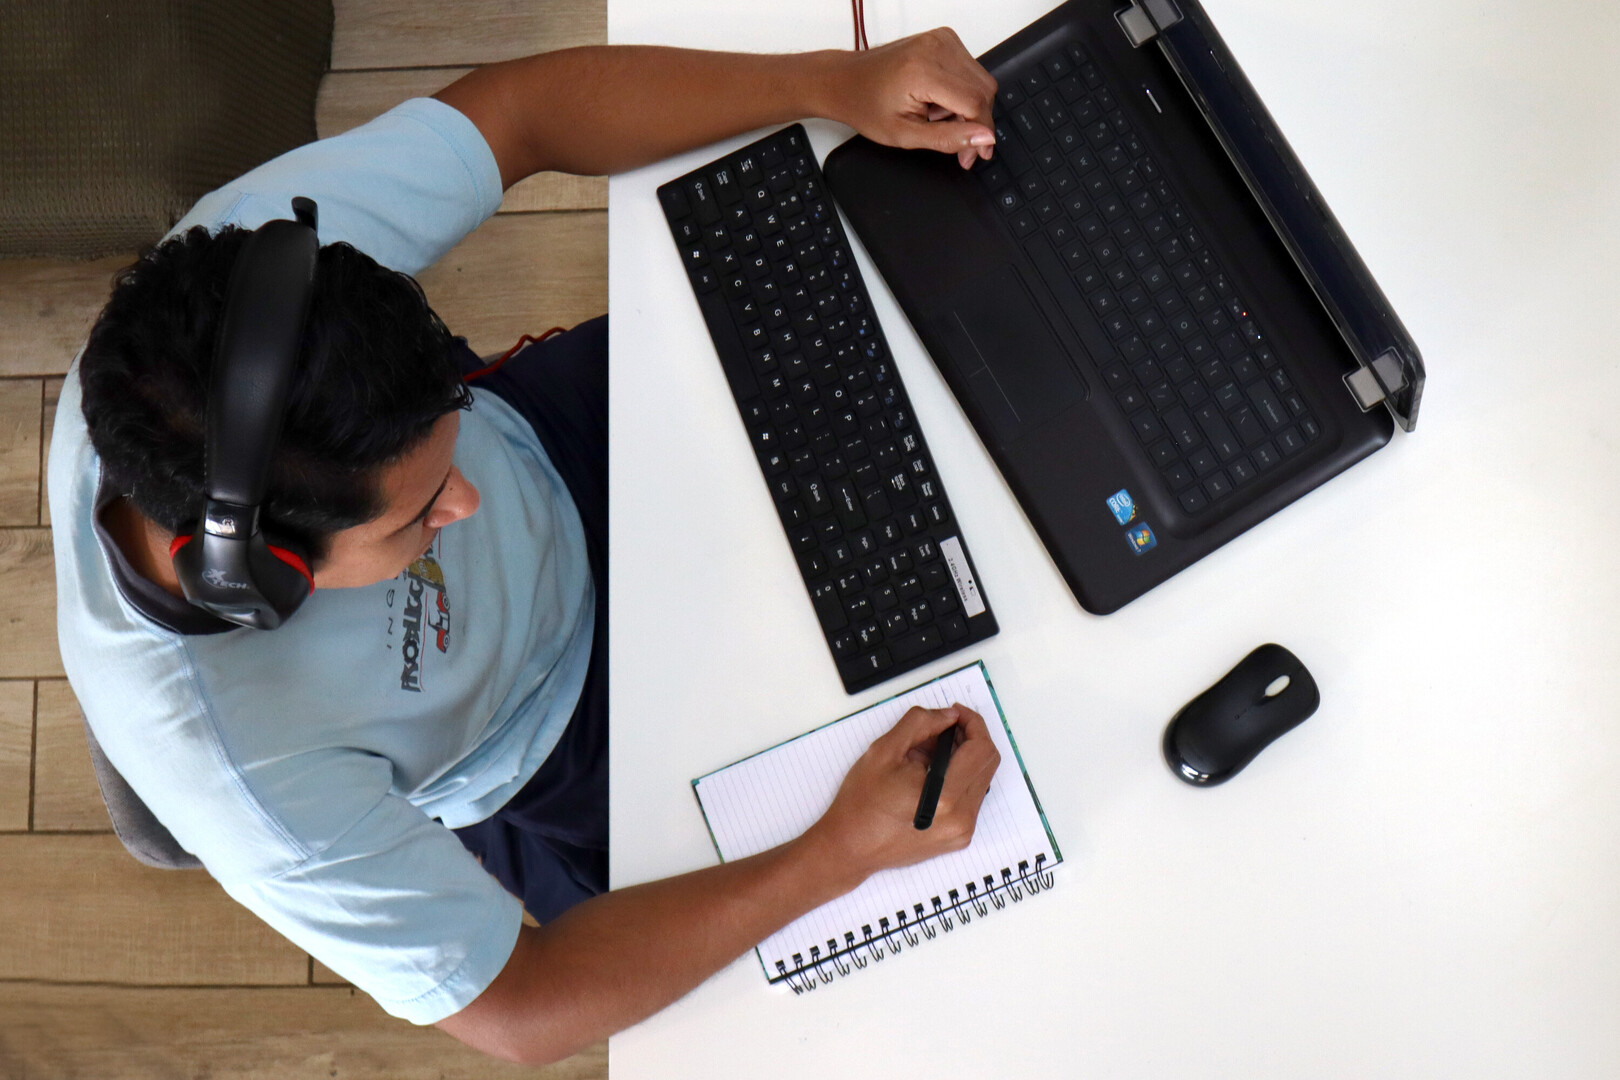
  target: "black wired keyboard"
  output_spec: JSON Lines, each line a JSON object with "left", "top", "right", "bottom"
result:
{"left": 977, "top": 38, "right": 1323, "bottom": 516}
{"left": 659, "top": 125, "right": 998, "bottom": 694}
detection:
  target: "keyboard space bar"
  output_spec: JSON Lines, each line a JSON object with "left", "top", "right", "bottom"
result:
{"left": 1022, "top": 237, "right": 1118, "bottom": 379}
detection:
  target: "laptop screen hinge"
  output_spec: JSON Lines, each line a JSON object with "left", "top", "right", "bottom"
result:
{"left": 1343, "top": 349, "right": 1408, "bottom": 412}
{"left": 1116, "top": 0, "right": 1184, "bottom": 47}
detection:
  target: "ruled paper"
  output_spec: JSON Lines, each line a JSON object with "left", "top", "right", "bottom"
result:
{"left": 692, "top": 663, "right": 1059, "bottom": 984}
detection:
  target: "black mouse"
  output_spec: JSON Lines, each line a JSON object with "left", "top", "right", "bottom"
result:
{"left": 1163, "top": 644, "right": 1320, "bottom": 786}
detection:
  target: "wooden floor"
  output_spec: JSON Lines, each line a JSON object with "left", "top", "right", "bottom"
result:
{"left": 0, "top": 1, "right": 608, "bottom": 1075}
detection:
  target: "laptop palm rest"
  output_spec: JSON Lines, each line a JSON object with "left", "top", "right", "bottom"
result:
{"left": 929, "top": 264, "right": 1087, "bottom": 446}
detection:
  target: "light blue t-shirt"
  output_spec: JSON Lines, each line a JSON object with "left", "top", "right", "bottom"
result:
{"left": 48, "top": 99, "right": 594, "bottom": 1024}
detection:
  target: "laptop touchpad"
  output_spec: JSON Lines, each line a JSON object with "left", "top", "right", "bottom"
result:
{"left": 930, "top": 264, "right": 1086, "bottom": 445}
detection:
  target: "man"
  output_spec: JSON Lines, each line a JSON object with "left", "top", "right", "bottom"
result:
{"left": 51, "top": 30, "right": 1002, "bottom": 1065}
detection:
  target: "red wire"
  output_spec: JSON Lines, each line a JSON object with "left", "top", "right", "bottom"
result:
{"left": 852, "top": 0, "right": 868, "bottom": 51}
{"left": 463, "top": 326, "right": 568, "bottom": 382}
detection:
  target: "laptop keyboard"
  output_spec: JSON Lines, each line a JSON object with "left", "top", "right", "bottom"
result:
{"left": 977, "top": 39, "right": 1322, "bottom": 515}
{"left": 659, "top": 124, "right": 998, "bottom": 694}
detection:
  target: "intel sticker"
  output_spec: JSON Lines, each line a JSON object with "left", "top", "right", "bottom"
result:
{"left": 1125, "top": 523, "right": 1157, "bottom": 555}
{"left": 1107, "top": 488, "right": 1137, "bottom": 525}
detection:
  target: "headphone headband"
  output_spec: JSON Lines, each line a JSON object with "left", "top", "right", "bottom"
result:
{"left": 172, "top": 198, "right": 319, "bottom": 630}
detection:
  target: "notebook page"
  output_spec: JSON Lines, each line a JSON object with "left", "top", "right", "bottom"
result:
{"left": 692, "top": 663, "right": 1058, "bottom": 983}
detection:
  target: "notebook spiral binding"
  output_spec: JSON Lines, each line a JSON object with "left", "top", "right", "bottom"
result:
{"left": 770, "top": 853, "right": 1055, "bottom": 994}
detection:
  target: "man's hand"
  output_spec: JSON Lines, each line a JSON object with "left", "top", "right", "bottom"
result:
{"left": 821, "top": 29, "right": 1000, "bottom": 170}
{"left": 802, "top": 704, "right": 1001, "bottom": 887}
{"left": 438, "top": 703, "right": 999, "bottom": 1066}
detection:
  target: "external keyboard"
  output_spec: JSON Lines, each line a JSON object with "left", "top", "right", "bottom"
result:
{"left": 978, "top": 38, "right": 1323, "bottom": 516}
{"left": 659, "top": 125, "right": 998, "bottom": 694}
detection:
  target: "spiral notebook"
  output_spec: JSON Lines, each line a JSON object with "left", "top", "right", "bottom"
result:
{"left": 692, "top": 662, "right": 1060, "bottom": 993}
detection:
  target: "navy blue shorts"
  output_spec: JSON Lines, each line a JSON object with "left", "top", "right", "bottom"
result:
{"left": 450, "top": 315, "right": 608, "bottom": 924}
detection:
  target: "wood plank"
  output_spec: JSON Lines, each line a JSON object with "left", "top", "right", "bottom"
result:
{"left": 0, "top": 834, "right": 307, "bottom": 985}
{"left": 332, "top": 0, "right": 605, "bottom": 71}
{"left": 0, "top": 529, "right": 64, "bottom": 678}
{"left": 0, "top": 984, "right": 608, "bottom": 1079}
{"left": 316, "top": 69, "right": 607, "bottom": 213}
{"left": 0, "top": 379, "right": 43, "bottom": 525}
{"left": 312, "top": 958, "right": 351, "bottom": 986}
{"left": 0, "top": 254, "right": 127, "bottom": 378}
{"left": 416, "top": 211, "right": 607, "bottom": 358}
{"left": 0, "top": 681, "right": 32, "bottom": 831}
{"left": 41, "top": 377, "right": 62, "bottom": 526}
{"left": 33, "top": 678, "right": 106, "bottom": 833}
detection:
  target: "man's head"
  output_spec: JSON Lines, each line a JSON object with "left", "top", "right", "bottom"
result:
{"left": 80, "top": 225, "right": 481, "bottom": 589}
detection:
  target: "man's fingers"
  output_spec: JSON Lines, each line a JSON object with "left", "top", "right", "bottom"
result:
{"left": 937, "top": 708, "right": 1000, "bottom": 799}
{"left": 898, "top": 117, "right": 994, "bottom": 157}
{"left": 878, "top": 703, "right": 964, "bottom": 756}
{"left": 916, "top": 70, "right": 995, "bottom": 132}
{"left": 938, "top": 742, "right": 1000, "bottom": 836}
{"left": 952, "top": 704, "right": 994, "bottom": 746}
{"left": 924, "top": 26, "right": 997, "bottom": 102}
{"left": 922, "top": 28, "right": 997, "bottom": 123}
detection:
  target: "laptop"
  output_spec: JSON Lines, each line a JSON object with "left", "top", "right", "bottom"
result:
{"left": 823, "top": 0, "right": 1424, "bottom": 614}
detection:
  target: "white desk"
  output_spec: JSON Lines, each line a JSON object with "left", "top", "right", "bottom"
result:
{"left": 607, "top": 2, "right": 1620, "bottom": 1075}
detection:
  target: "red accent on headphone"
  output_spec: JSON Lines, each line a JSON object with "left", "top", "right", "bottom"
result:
{"left": 463, "top": 326, "right": 568, "bottom": 382}
{"left": 168, "top": 533, "right": 313, "bottom": 596}
{"left": 267, "top": 545, "right": 315, "bottom": 595}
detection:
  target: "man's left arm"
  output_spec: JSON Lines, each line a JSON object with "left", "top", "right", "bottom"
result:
{"left": 432, "top": 30, "right": 998, "bottom": 184}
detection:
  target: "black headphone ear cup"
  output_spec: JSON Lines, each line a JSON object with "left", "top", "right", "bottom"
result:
{"left": 260, "top": 530, "right": 314, "bottom": 597}
{"left": 171, "top": 529, "right": 311, "bottom": 630}
{"left": 248, "top": 538, "right": 313, "bottom": 622}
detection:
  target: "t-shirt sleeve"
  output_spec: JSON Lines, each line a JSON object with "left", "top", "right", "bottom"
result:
{"left": 216, "top": 782, "right": 526, "bottom": 1025}
{"left": 169, "top": 97, "right": 504, "bottom": 274}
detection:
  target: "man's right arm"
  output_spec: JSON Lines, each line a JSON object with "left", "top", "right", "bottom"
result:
{"left": 435, "top": 704, "right": 1000, "bottom": 1066}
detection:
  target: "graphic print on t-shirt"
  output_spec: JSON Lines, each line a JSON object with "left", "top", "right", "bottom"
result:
{"left": 385, "top": 536, "right": 452, "bottom": 692}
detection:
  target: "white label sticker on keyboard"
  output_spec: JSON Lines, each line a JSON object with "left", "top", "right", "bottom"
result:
{"left": 940, "top": 536, "right": 986, "bottom": 618}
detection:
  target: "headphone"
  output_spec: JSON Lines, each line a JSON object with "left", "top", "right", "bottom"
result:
{"left": 169, "top": 198, "right": 319, "bottom": 630}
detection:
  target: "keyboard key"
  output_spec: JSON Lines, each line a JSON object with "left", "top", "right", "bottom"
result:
{"left": 1193, "top": 404, "right": 1243, "bottom": 461}
{"left": 890, "top": 626, "right": 943, "bottom": 663}
{"left": 857, "top": 648, "right": 893, "bottom": 675}
{"left": 811, "top": 582, "right": 847, "bottom": 632}
{"left": 1162, "top": 407, "right": 1201, "bottom": 452}
{"left": 1130, "top": 410, "right": 1165, "bottom": 444}
{"left": 1011, "top": 106, "right": 1047, "bottom": 145}
{"left": 1231, "top": 406, "right": 1267, "bottom": 447}
{"left": 1248, "top": 383, "right": 1290, "bottom": 431}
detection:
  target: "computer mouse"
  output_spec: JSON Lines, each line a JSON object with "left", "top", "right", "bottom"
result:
{"left": 1163, "top": 644, "right": 1320, "bottom": 786}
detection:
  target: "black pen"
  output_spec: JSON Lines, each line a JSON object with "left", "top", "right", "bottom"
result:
{"left": 913, "top": 723, "right": 959, "bottom": 830}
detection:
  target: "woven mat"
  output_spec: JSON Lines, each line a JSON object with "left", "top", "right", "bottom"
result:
{"left": 0, "top": 1, "right": 332, "bottom": 259}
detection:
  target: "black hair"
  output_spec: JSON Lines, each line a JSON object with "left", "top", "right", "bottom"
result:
{"left": 79, "top": 224, "right": 472, "bottom": 564}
